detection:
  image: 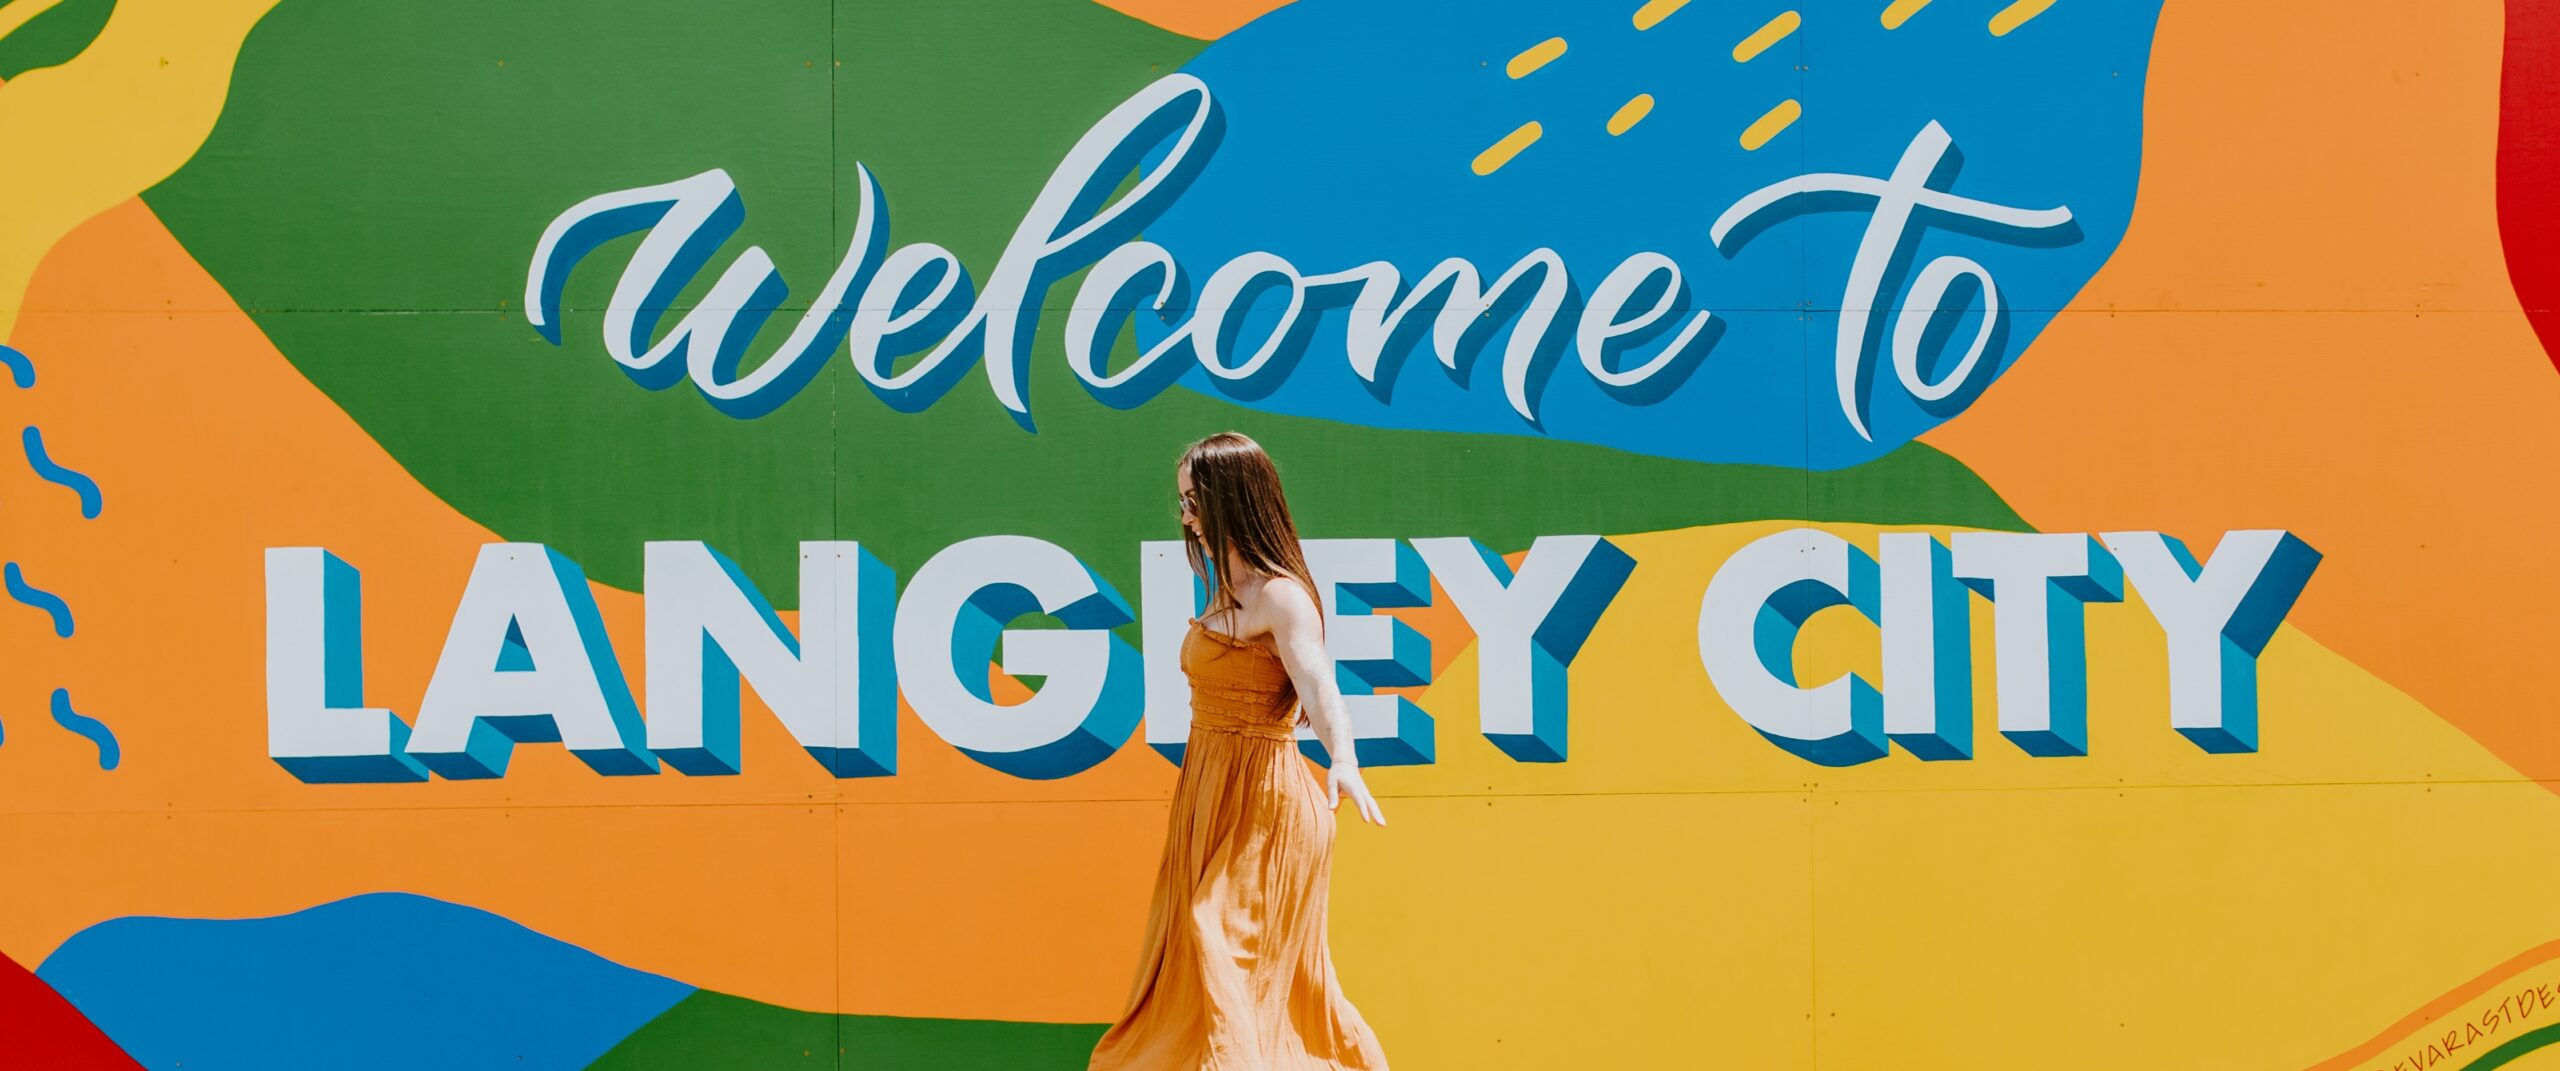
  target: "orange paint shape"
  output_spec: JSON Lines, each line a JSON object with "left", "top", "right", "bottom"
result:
{"left": 0, "top": 200, "right": 1189, "bottom": 1020}
{"left": 1089, "top": 0, "right": 1294, "bottom": 40}
{"left": 1924, "top": 1, "right": 2560, "bottom": 780}
{"left": 0, "top": 0, "right": 280, "bottom": 343}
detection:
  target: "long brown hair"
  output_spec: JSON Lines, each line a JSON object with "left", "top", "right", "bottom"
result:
{"left": 1179, "top": 432, "right": 1324, "bottom": 635}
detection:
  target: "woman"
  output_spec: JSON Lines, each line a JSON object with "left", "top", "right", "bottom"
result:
{"left": 1089, "top": 431, "right": 1392, "bottom": 1070}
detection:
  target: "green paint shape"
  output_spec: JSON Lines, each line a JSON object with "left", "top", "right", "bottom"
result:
{"left": 0, "top": 0, "right": 114, "bottom": 81}
{"left": 143, "top": 0, "right": 2028, "bottom": 624}
{"left": 2459, "top": 1021, "right": 2560, "bottom": 1070}
{"left": 586, "top": 990, "right": 1106, "bottom": 1070}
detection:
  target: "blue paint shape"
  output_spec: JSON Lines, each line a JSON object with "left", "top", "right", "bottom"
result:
{"left": 0, "top": 344, "right": 32, "bottom": 388}
{"left": 23, "top": 426, "right": 103, "bottom": 518}
{"left": 4, "top": 561, "right": 73, "bottom": 637}
{"left": 37, "top": 892, "right": 695, "bottom": 1071}
{"left": 48, "top": 689, "right": 117, "bottom": 770}
{"left": 1144, "top": 0, "right": 2159, "bottom": 469}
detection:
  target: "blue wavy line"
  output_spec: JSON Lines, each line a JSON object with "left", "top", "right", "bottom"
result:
{"left": 50, "top": 689, "right": 118, "bottom": 771}
{"left": 22, "top": 426, "right": 102, "bottom": 518}
{"left": 0, "top": 344, "right": 30, "bottom": 388}
{"left": 4, "top": 562, "right": 73, "bottom": 637}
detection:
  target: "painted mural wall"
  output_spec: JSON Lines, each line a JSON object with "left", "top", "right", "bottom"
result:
{"left": 3, "top": 0, "right": 2558, "bottom": 1066}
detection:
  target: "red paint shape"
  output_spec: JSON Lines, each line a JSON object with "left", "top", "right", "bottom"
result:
{"left": 0, "top": 952, "right": 143, "bottom": 1069}
{"left": 2500, "top": 0, "right": 2560, "bottom": 372}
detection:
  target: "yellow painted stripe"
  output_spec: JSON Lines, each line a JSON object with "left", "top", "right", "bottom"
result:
{"left": 1606, "top": 94, "right": 1655, "bottom": 136}
{"left": 0, "top": 0, "right": 284, "bottom": 344}
{"left": 1632, "top": 0, "right": 1690, "bottom": 32}
{"left": 1472, "top": 121, "right": 1544, "bottom": 175}
{"left": 1732, "top": 10, "right": 1800, "bottom": 62}
{"left": 1880, "top": 0, "right": 1932, "bottom": 30}
{"left": 0, "top": 0, "right": 72, "bottom": 44}
{"left": 1739, "top": 99, "right": 1800, "bottom": 151}
{"left": 1506, "top": 37, "right": 1567, "bottom": 79}
{"left": 1989, "top": 0, "right": 2057, "bottom": 35}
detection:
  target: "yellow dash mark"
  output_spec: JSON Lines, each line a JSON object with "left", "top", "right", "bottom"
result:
{"left": 1632, "top": 0, "right": 1690, "bottom": 32}
{"left": 1606, "top": 94, "right": 1655, "bottom": 136}
{"left": 1880, "top": 0, "right": 1933, "bottom": 30}
{"left": 1472, "top": 121, "right": 1543, "bottom": 175}
{"left": 1739, "top": 99, "right": 1800, "bottom": 151}
{"left": 1732, "top": 11, "right": 1800, "bottom": 63}
{"left": 1506, "top": 37, "right": 1567, "bottom": 79}
{"left": 1989, "top": 0, "right": 2057, "bottom": 35}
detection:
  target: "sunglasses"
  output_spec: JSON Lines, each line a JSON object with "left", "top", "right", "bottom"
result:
{"left": 1177, "top": 490, "right": 1196, "bottom": 515}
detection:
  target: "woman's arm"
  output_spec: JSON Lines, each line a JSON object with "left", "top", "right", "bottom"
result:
{"left": 1266, "top": 579, "right": 1387, "bottom": 826}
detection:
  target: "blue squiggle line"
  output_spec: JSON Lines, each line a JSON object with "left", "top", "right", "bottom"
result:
{"left": 23, "top": 426, "right": 102, "bottom": 518}
{"left": 4, "top": 562, "right": 73, "bottom": 637}
{"left": 0, "top": 344, "right": 30, "bottom": 388}
{"left": 50, "top": 689, "right": 118, "bottom": 771}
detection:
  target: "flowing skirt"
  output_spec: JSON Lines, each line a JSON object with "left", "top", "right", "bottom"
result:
{"left": 1088, "top": 728, "right": 1389, "bottom": 1070}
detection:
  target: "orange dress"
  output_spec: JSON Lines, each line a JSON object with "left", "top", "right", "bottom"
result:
{"left": 1088, "top": 616, "right": 1390, "bottom": 1070}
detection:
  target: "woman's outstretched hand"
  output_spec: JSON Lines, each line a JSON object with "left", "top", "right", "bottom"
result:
{"left": 1329, "top": 763, "right": 1387, "bottom": 826}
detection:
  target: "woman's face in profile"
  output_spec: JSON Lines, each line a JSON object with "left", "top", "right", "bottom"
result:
{"left": 1176, "top": 463, "right": 1201, "bottom": 539}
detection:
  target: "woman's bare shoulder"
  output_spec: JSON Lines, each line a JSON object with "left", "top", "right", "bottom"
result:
{"left": 1214, "top": 573, "right": 1312, "bottom": 639}
{"left": 1253, "top": 574, "right": 1322, "bottom": 631}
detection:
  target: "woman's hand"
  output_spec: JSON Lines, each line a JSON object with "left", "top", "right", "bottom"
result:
{"left": 1261, "top": 575, "right": 1387, "bottom": 827}
{"left": 1328, "top": 762, "right": 1387, "bottom": 826}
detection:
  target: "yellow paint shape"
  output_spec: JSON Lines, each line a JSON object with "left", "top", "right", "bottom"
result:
{"left": 1880, "top": 0, "right": 1933, "bottom": 30}
{"left": 1989, "top": 0, "right": 2057, "bottom": 36}
{"left": 1505, "top": 36, "right": 1566, "bottom": 79}
{"left": 1739, "top": 98, "right": 1800, "bottom": 150}
{"left": 1605, "top": 94, "right": 1654, "bottom": 136}
{"left": 1471, "top": 121, "right": 1542, "bottom": 175}
{"left": 1337, "top": 520, "right": 2560, "bottom": 1067}
{"left": 0, "top": 0, "right": 282, "bottom": 344}
{"left": 1732, "top": 10, "right": 1800, "bottom": 62}
{"left": 0, "top": 0, "right": 74, "bottom": 43}
{"left": 1631, "top": 0, "right": 1689, "bottom": 32}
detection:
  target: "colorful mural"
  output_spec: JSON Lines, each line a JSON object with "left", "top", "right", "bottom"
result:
{"left": 3, "top": 0, "right": 2557, "bottom": 1066}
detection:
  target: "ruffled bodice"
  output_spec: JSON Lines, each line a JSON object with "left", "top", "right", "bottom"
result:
{"left": 1184, "top": 617, "right": 1301, "bottom": 742}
